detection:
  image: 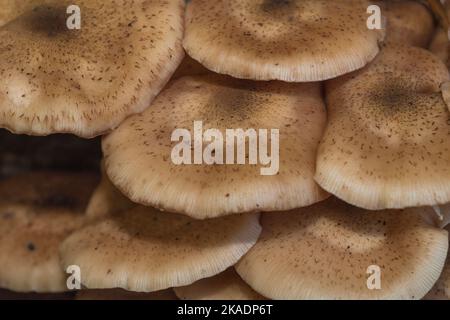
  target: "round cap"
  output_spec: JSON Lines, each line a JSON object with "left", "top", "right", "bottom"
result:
{"left": 103, "top": 74, "right": 328, "bottom": 219}
{"left": 316, "top": 45, "right": 450, "bottom": 210}
{"left": 60, "top": 206, "right": 262, "bottom": 292}
{"left": 183, "top": 0, "right": 384, "bottom": 82}
{"left": 0, "top": 0, "right": 185, "bottom": 137}
{"left": 236, "top": 197, "right": 449, "bottom": 300}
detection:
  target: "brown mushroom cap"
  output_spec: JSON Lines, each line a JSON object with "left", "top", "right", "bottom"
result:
{"left": 0, "top": 172, "right": 98, "bottom": 292}
{"left": 183, "top": 0, "right": 384, "bottom": 82}
{"left": 60, "top": 206, "right": 261, "bottom": 292}
{"left": 0, "top": 0, "right": 185, "bottom": 137}
{"left": 236, "top": 197, "right": 449, "bottom": 300}
{"left": 316, "top": 45, "right": 450, "bottom": 210}
{"left": 76, "top": 288, "right": 178, "bottom": 300}
{"left": 379, "top": 0, "right": 434, "bottom": 47}
{"left": 103, "top": 74, "right": 328, "bottom": 219}
{"left": 174, "top": 267, "right": 266, "bottom": 300}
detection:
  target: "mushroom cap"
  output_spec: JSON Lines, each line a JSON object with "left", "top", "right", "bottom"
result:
{"left": 174, "top": 267, "right": 266, "bottom": 300}
{"left": 0, "top": 0, "right": 185, "bottom": 137}
{"left": 183, "top": 0, "right": 384, "bottom": 82}
{"left": 59, "top": 206, "right": 262, "bottom": 292}
{"left": 85, "top": 162, "right": 135, "bottom": 220}
{"left": 76, "top": 288, "right": 177, "bottom": 300}
{"left": 379, "top": 0, "right": 434, "bottom": 47}
{"left": 316, "top": 45, "right": 450, "bottom": 210}
{"left": 103, "top": 74, "right": 328, "bottom": 219}
{"left": 425, "top": 225, "right": 450, "bottom": 300}
{"left": 236, "top": 197, "right": 449, "bottom": 300}
{"left": 0, "top": 172, "right": 98, "bottom": 292}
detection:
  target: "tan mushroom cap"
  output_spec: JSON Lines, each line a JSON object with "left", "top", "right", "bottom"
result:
{"left": 85, "top": 162, "right": 135, "bottom": 220}
{"left": 183, "top": 0, "right": 384, "bottom": 82}
{"left": 379, "top": 0, "right": 434, "bottom": 47}
{"left": 316, "top": 45, "right": 450, "bottom": 210}
{"left": 0, "top": 0, "right": 185, "bottom": 137}
{"left": 236, "top": 197, "right": 449, "bottom": 300}
{"left": 103, "top": 74, "right": 328, "bottom": 219}
{"left": 76, "top": 288, "right": 177, "bottom": 300}
{"left": 60, "top": 206, "right": 262, "bottom": 292}
{"left": 174, "top": 267, "right": 266, "bottom": 300}
{"left": 0, "top": 172, "right": 98, "bottom": 292}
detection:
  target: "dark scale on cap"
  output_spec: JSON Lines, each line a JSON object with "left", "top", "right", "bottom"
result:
{"left": 27, "top": 242, "right": 36, "bottom": 252}
{"left": 261, "top": 0, "right": 295, "bottom": 12}
{"left": 1, "top": 212, "right": 14, "bottom": 219}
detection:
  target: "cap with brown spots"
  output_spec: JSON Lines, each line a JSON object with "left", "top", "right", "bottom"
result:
{"left": 0, "top": 0, "right": 185, "bottom": 137}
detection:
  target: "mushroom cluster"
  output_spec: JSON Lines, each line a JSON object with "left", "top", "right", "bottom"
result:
{"left": 0, "top": 0, "right": 449, "bottom": 300}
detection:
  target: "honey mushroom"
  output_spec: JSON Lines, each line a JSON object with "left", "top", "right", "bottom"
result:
{"left": 183, "top": 0, "right": 384, "bottom": 82}
{"left": 316, "top": 45, "right": 450, "bottom": 210}
{"left": 59, "top": 206, "right": 262, "bottom": 292}
{"left": 102, "top": 74, "right": 328, "bottom": 219}
{"left": 0, "top": 0, "right": 185, "bottom": 137}
{"left": 236, "top": 197, "right": 449, "bottom": 300}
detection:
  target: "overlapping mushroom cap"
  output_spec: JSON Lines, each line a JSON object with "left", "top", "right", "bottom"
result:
{"left": 0, "top": 0, "right": 185, "bottom": 137}
{"left": 174, "top": 268, "right": 265, "bottom": 300}
{"left": 60, "top": 206, "right": 261, "bottom": 292}
{"left": 0, "top": 172, "right": 98, "bottom": 292}
{"left": 379, "top": 0, "right": 434, "bottom": 47}
{"left": 103, "top": 74, "right": 328, "bottom": 219}
{"left": 236, "top": 197, "right": 449, "bottom": 300}
{"left": 183, "top": 0, "right": 384, "bottom": 82}
{"left": 316, "top": 45, "right": 450, "bottom": 210}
